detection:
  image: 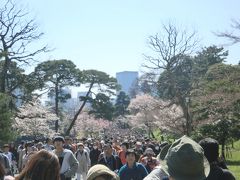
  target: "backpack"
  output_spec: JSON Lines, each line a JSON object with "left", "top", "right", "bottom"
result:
{"left": 76, "top": 150, "right": 88, "bottom": 159}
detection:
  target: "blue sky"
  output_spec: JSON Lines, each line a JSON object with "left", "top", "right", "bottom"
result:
{"left": 17, "top": 0, "right": 240, "bottom": 77}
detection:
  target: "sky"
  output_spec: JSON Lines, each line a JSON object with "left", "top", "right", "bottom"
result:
{"left": 14, "top": 0, "right": 240, "bottom": 77}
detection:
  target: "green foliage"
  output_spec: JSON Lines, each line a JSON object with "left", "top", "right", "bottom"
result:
{"left": 0, "top": 61, "right": 31, "bottom": 105}
{"left": 0, "top": 93, "right": 15, "bottom": 144}
{"left": 65, "top": 69, "right": 119, "bottom": 135}
{"left": 192, "top": 63, "right": 240, "bottom": 122}
{"left": 32, "top": 59, "right": 81, "bottom": 115}
{"left": 226, "top": 140, "right": 240, "bottom": 179}
{"left": 192, "top": 46, "right": 228, "bottom": 81}
{"left": 82, "top": 69, "right": 119, "bottom": 94}
{"left": 114, "top": 91, "right": 130, "bottom": 117}
{"left": 157, "top": 55, "right": 194, "bottom": 99}
{"left": 89, "top": 93, "right": 114, "bottom": 120}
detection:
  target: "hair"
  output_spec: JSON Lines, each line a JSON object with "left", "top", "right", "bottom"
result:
{"left": 199, "top": 138, "right": 219, "bottom": 163}
{"left": 125, "top": 149, "right": 137, "bottom": 158}
{"left": 15, "top": 150, "right": 60, "bottom": 180}
{"left": 121, "top": 142, "right": 129, "bottom": 149}
{"left": 45, "top": 138, "right": 51, "bottom": 144}
{"left": 103, "top": 143, "right": 112, "bottom": 149}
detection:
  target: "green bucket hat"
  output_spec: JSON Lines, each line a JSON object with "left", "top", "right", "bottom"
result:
{"left": 161, "top": 135, "right": 210, "bottom": 180}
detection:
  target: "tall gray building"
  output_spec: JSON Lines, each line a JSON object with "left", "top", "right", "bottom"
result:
{"left": 116, "top": 71, "right": 138, "bottom": 97}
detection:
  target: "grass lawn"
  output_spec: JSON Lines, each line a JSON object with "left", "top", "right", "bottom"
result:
{"left": 226, "top": 140, "right": 240, "bottom": 179}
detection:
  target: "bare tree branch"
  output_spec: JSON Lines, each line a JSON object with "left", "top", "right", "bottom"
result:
{"left": 215, "top": 19, "right": 240, "bottom": 45}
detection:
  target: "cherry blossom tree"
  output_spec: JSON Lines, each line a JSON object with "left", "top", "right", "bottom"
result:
{"left": 13, "top": 98, "right": 57, "bottom": 138}
{"left": 72, "top": 111, "right": 110, "bottom": 138}
{"left": 128, "top": 94, "right": 185, "bottom": 136}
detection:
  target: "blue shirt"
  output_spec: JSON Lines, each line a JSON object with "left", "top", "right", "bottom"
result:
{"left": 118, "top": 162, "right": 148, "bottom": 180}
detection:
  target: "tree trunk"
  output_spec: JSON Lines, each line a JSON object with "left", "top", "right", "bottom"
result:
{"left": 65, "top": 81, "right": 94, "bottom": 135}
{"left": 178, "top": 96, "right": 191, "bottom": 136}
{"left": 0, "top": 50, "right": 9, "bottom": 93}
{"left": 55, "top": 84, "right": 59, "bottom": 116}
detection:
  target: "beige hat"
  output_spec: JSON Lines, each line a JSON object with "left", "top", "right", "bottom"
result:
{"left": 87, "top": 164, "right": 119, "bottom": 180}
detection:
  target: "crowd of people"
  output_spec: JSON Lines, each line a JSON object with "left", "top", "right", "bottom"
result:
{"left": 0, "top": 134, "right": 236, "bottom": 180}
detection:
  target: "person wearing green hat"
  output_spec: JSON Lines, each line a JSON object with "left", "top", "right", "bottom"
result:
{"left": 161, "top": 135, "right": 210, "bottom": 180}
{"left": 144, "top": 135, "right": 210, "bottom": 180}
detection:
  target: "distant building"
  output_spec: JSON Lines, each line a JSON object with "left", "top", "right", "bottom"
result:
{"left": 116, "top": 71, "right": 138, "bottom": 97}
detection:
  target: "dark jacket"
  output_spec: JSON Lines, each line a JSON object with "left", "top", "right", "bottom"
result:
{"left": 90, "top": 149, "right": 101, "bottom": 166}
{"left": 98, "top": 154, "right": 122, "bottom": 171}
{"left": 206, "top": 164, "right": 235, "bottom": 180}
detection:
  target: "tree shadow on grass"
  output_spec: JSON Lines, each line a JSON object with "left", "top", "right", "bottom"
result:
{"left": 226, "top": 160, "right": 240, "bottom": 166}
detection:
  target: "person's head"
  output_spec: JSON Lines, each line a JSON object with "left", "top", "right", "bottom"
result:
{"left": 145, "top": 138, "right": 150, "bottom": 144}
{"left": 16, "top": 150, "right": 60, "bottom": 180}
{"left": 135, "top": 141, "right": 142, "bottom": 149}
{"left": 125, "top": 149, "right": 136, "bottom": 164}
{"left": 121, "top": 142, "right": 129, "bottom": 152}
{"left": 9, "top": 142, "right": 15, "bottom": 149}
{"left": 53, "top": 136, "right": 65, "bottom": 149}
{"left": 77, "top": 143, "right": 84, "bottom": 151}
{"left": 25, "top": 142, "right": 34, "bottom": 153}
{"left": 64, "top": 136, "right": 72, "bottom": 145}
{"left": 36, "top": 142, "right": 43, "bottom": 150}
{"left": 199, "top": 138, "right": 219, "bottom": 163}
{"left": 103, "top": 144, "right": 113, "bottom": 157}
{"left": 45, "top": 138, "right": 52, "bottom": 144}
{"left": 162, "top": 135, "right": 210, "bottom": 180}
{"left": 144, "top": 148, "right": 155, "bottom": 158}
{"left": 21, "top": 141, "right": 25, "bottom": 146}
{"left": 93, "top": 142, "right": 98, "bottom": 150}
{"left": 3, "top": 144, "right": 9, "bottom": 152}
{"left": 87, "top": 164, "right": 119, "bottom": 180}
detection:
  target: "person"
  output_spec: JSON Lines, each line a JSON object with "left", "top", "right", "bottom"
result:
{"left": 144, "top": 144, "right": 170, "bottom": 180}
{"left": 43, "top": 137, "right": 54, "bottom": 152}
{"left": 134, "top": 141, "right": 143, "bottom": 162}
{"left": 36, "top": 142, "right": 44, "bottom": 151}
{"left": 17, "top": 141, "right": 25, "bottom": 172}
{"left": 89, "top": 142, "right": 101, "bottom": 166}
{"left": 0, "top": 163, "right": 14, "bottom": 180}
{"left": 118, "top": 149, "right": 148, "bottom": 180}
{"left": 76, "top": 143, "right": 91, "bottom": 180}
{"left": 0, "top": 152, "right": 11, "bottom": 176}
{"left": 87, "top": 164, "right": 119, "bottom": 180}
{"left": 9, "top": 142, "right": 18, "bottom": 174}
{"left": 199, "top": 138, "right": 236, "bottom": 180}
{"left": 161, "top": 135, "right": 210, "bottom": 180}
{"left": 2, "top": 144, "right": 14, "bottom": 175}
{"left": 98, "top": 143, "right": 122, "bottom": 172}
{"left": 15, "top": 150, "right": 60, "bottom": 180}
{"left": 139, "top": 147, "right": 159, "bottom": 173}
{"left": 118, "top": 142, "right": 129, "bottom": 165}
{"left": 143, "top": 139, "right": 155, "bottom": 152}
{"left": 21, "top": 142, "right": 37, "bottom": 170}
{"left": 53, "top": 136, "right": 79, "bottom": 180}
{"left": 64, "top": 136, "right": 74, "bottom": 152}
